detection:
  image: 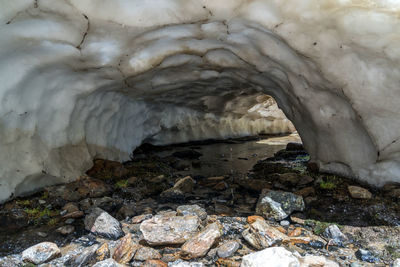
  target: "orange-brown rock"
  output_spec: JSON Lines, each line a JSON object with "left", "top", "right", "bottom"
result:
{"left": 112, "top": 233, "right": 139, "bottom": 264}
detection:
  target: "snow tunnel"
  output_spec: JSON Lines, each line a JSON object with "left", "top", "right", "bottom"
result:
{"left": 1, "top": 0, "right": 400, "bottom": 203}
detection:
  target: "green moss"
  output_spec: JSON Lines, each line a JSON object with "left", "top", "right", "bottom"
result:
{"left": 319, "top": 176, "right": 338, "bottom": 189}
{"left": 40, "top": 191, "right": 49, "bottom": 199}
{"left": 47, "top": 218, "right": 58, "bottom": 226}
{"left": 25, "top": 207, "right": 40, "bottom": 217}
{"left": 115, "top": 179, "right": 128, "bottom": 188}
{"left": 16, "top": 199, "right": 31, "bottom": 206}
{"left": 305, "top": 219, "right": 337, "bottom": 235}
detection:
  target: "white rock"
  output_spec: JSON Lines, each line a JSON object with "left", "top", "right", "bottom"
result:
{"left": 21, "top": 242, "right": 61, "bottom": 265}
{"left": 92, "top": 258, "right": 124, "bottom": 267}
{"left": 299, "top": 255, "right": 339, "bottom": 267}
{"left": 241, "top": 247, "right": 300, "bottom": 267}
{"left": 393, "top": 258, "right": 400, "bottom": 267}
{"left": 84, "top": 208, "right": 124, "bottom": 240}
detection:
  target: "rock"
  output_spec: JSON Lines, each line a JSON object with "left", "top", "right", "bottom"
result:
{"left": 323, "top": 225, "right": 348, "bottom": 246}
{"left": 62, "top": 202, "right": 80, "bottom": 213}
{"left": 112, "top": 233, "right": 138, "bottom": 264}
{"left": 140, "top": 214, "right": 200, "bottom": 245}
{"left": 80, "top": 196, "right": 116, "bottom": 212}
{"left": 393, "top": 259, "right": 400, "bottom": 267}
{"left": 131, "top": 214, "right": 153, "bottom": 224}
{"left": 355, "top": 249, "right": 378, "bottom": 263}
{"left": 280, "top": 220, "right": 290, "bottom": 227}
{"left": 299, "top": 255, "right": 339, "bottom": 267}
{"left": 286, "top": 142, "right": 304, "bottom": 151}
{"left": 295, "top": 187, "right": 315, "bottom": 197}
{"left": 172, "top": 150, "right": 202, "bottom": 159}
{"left": 176, "top": 205, "right": 207, "bottom": 220}
{"left": 181, "top": 222, "right": 222, "bottom": 259}
{"left": 92, "top": 258, "right": 124, "bottom": 267}
{"left": 348, "top": 186, "right": 372, "bottom": 199}
{"left": 21, "top": 242, "right": 61, "bottom": 264}
{"left": 84, "top": 207, "right": 124, "bottom": 240}
{"left": 160, "top": 189, "right": 185, "bottom": 203}
{"left": 63, "top": 210, "right": 85, "bottom": 219}
{"left": 279, "top": 173, "right": 301, "bottom": 186}
{"left": 134, "top": 247, "right": 162, "bottom": 261}
{"left": 96, "top": 243, "right": 110, "bottom": 261}
{"left": 169, "top": 260, "right": 204, "bottom": 266}
{"left": 86, "top": 159, "right": 129, "bottom": 179}
{"left": 256, "top": 190, "right": 305, "bottom": 221}
{"left": 65, "top": 218, "right": 75, "bottom": 224}
{"left": 217, "top": 241, "right": 240, "bottom": 258}
{"left": 174, "top": 176, "right": 196, "bottom": 193}
{"left": 127, "top": 176, "right": 139, "bottom": 186}
{"left": 37, "top": 232, "right": 47, "bottom": 237}
{"left": 241, "top": 247, "right": 300, "bottom": 267}
{"left": 65, "top": 244, "right": 99, "bottom": 267}
{"left": 242, "top": 218, "right": 287, "bottom": 249}
{"left": 56, "top": 225, "right": 75, "bottom": 235}
{"left": 143, "top": 259, "right": 168, "bottom": 267}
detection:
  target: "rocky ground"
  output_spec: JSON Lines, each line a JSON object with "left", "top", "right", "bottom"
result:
{"left": 1, "top": 135, "right": 400, "bottom": 266}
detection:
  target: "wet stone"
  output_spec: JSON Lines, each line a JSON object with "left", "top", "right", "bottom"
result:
{"left": 181, "top": 222, "right": 222, "bottom": 259}
{"left": 241, "top": 247, "right": 299, "bottom": 267}
{"left": 134, "top": 246, "right": 162, "bottom": 261}
{"left": 22, "top": 242, "right": 61, "bottom": 265}
{"left": 348, "top": 186, "right": 372, "bottom": 199}
{"left": 177, "top": 204, "right": 207, "bottom": 220}
{"left": 140, "top": 214, "right": 200, "bottom": 245}
{"left": 84, "top": 207, "right": 124, "bottom": 240}
{"left": 217, "top": 240, "right": 240, "bottom": 258}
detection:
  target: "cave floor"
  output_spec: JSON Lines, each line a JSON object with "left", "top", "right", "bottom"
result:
{"left": 1, "top": 134, "right": 400, "bottom": 266}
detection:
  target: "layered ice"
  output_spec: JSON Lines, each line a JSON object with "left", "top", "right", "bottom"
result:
{"left": 0, "top": 0, "right": 399, "bottom": 201}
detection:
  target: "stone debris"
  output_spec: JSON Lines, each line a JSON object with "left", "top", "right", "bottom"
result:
{"left": 84, "top": 207, "right": 124, "bottom": 240}
{"left": 134, "top": 246, "right": 162, "bottom": 261}
{"left": 355, "top": 249, "right": 378, "bottom": 263}
{"left": 347, "top": 186, "right": 372, "bottom": 199}
{"left": 169, "top": 259, "right": 204, "bottom": 266}
{"left": 21, "top": 242, "right": 61, "bottom": 264}
{"left": 65, "top": 244, "right": 99, "bottom": 267}
{"left": 181, "top": 222, "right": 222, "bottom": 259}
{"left": 217, "top": 240, "right": 240, "bottom": 258}
{"left": 140, "top": 214, "right": 201, "bottom": 245}
{"left": 177, "top": 204, "right": 207, "bottom": 220}
{"left": 143, "top": 259, "right": 169, "bottom": 267}
{"left": 241, "top": 247, "right": 300, "bottom": 267}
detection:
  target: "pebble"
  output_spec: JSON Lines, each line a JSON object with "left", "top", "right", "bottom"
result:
{"left": 84, "top": 207, "right": 124, "bottom": 240}
{"left": 134, "top": 247, "right": 162, "bottom": 261}
{"left": 177, "top": 205, "right": 207, "bottom": 220}
{"left": 241, "top": 247, "right": 299, "bottom": 267}
{"left": 92, "top": 258, "right": 124, "bottom": 267}
{"left": 38, "top": 199, "right": 46, "bottom": 205}
{"left": 323, "top": 225, "right": 348, "bottom": 247}
{"left": 217, "top": 240, "right": 240, "bottom": 258}
{"left": 348, "top": 186, "right": 372, "bottom": 199}
{"left": 140, "top": 214, "right": 200, "bottom": 245}
{"left": 65, "top": 218, "right": 75, "bottom": 224}
{"left": 355, "top": 248, "right": 378, "bottom": 263}
{"left": 280, "top": 220, "right": 290, "bottom": 226}
{"left": 56, "top": 225, "right": 75, "bottom": 235}
{"left": 169, "top": 260, "right": 204, "bottom": 266}
{"left": 256, "top": 190, "right": 305, "bottom": 221}
{"left": 181, "top": 222, "right": 222, "bottom": 259}
{"left": 143, "top": 259, "right": 168, "bottom": 267}
{"left": 21, "top": 242, "right": 61, "bottom": 264}
{"left": 37, "top": 231, "right": 47, "bottom": 237}
{"left": 112, "top": 233, "right": 138, "bottom": 264}
{"left": 300, "top": 255, "right": 339, "bottom": 267}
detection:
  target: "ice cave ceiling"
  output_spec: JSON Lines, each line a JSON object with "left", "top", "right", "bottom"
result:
{"left": 1, "top": 0, "right": 400, "bottom": 202}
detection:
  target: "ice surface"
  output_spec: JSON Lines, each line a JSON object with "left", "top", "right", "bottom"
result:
{"left": 0, "top": 0, "right": 399, "bottom": 201}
